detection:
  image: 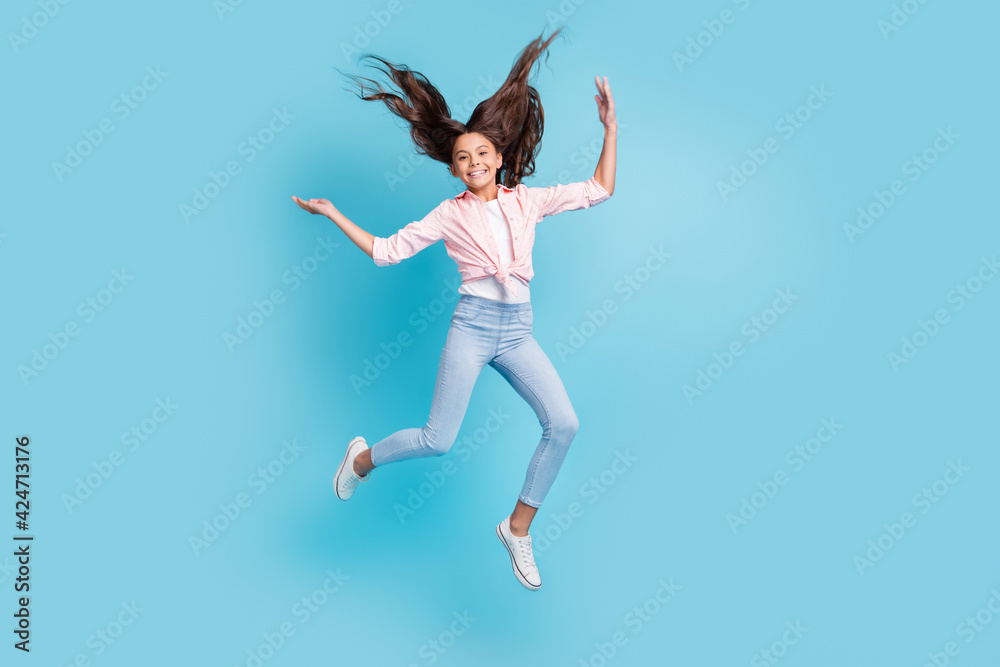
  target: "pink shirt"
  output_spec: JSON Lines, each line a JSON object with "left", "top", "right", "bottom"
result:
{"left": 372, "top": 176, "right": 612, "bottom": 296}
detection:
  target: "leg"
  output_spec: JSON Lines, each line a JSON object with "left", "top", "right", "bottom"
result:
{"left": 353, "top": 448, "right": 374, "bottom": 476}
{"left": 366, "top": 321, "right": 489, "bottom": 468}
{"left": 490, "top": 335, "right": 579, "bottom": 521}
{"left": 509, "top": 500, "right": 538, "bottom": 537}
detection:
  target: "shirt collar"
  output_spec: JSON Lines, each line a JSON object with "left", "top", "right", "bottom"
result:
{"left": 455, "top": 181, "right": 514, "bottom": 202}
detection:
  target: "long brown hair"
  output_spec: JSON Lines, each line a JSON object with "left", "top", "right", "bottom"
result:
{"left": 337, "top": 29, "right": 564, "bottom": 188}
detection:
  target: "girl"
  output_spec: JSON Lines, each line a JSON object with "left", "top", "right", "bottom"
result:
{"left": 292, "top": 29, "right": 616, "bottom": 590}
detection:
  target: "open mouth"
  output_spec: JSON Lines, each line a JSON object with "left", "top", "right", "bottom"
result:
{"left": 468, "top": 169, "right": 488, "bottom": 179}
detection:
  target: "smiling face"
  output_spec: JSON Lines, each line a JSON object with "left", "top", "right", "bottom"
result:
{"left": 449, "top": 132, "right": 502, "bottom": 191}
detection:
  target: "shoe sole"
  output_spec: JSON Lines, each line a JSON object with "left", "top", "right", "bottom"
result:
{"left": 334, "top": 436, "right": 367, "bottom": 500}
{"left": 496, "top": 523, "right": 542, "bottom": 590}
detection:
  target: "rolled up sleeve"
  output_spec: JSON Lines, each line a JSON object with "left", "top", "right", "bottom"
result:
{"left": 372, "top": 203, "right": 444, "bottom": 267}
{"left": 524, "top": 176, "right": 611, "bottom": 224}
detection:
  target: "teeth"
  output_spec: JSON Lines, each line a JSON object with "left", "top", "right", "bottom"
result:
{"left": 469, "top": 170, "right": 486, "bottom": 177}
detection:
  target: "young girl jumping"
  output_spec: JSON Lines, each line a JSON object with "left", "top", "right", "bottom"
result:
{"left": 292, "top": 29, "right": 616, "bottom": 590}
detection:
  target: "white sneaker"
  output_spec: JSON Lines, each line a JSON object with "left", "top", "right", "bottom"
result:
{"left": 496, "top": 516, "right": 542, "bottom": 590}
{"left": 334, "top": 436, "right": 371, "bottom": 500}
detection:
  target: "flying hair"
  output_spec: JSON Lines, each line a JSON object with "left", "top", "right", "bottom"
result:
{"left": 336, "top": 28, "right": 565, "bottom": 188}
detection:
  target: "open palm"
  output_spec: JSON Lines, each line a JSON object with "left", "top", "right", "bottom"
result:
{"left": 594, "top": 76, "right": 616, "bottom": 128}
{"left": 291, "top": 195, "right": 336, "bottom": 218}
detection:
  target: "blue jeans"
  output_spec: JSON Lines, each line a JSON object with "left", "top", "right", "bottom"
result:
{"left": 368, "top": 294, "right": 579, "bottom": 508}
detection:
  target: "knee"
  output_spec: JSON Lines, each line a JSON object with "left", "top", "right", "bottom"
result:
{"left": 546, "top": 409, "right": 579, "bottom": 443}
{"left": 428, "top": 441, "right": 452, "bottom": 457}
{"left": 418, "top": 425, "right": 455, "bottom": 457}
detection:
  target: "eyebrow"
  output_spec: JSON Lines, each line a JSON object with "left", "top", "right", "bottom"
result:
{"left": 454, "top": 145, "right": 489, "bottom": 157}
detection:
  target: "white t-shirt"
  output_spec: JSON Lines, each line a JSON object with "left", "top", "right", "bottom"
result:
{"left": 458, "top": 199, "right": 530, "bottom": 303}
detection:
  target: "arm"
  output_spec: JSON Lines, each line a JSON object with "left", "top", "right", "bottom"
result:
{"left": 369, "top": 206, "right": 443, "bottom": 267}
{"left": 593, "top": 75, "right": 616, "bottom": 196}
{"left": 292, "top": 195, "right": 444, "bottom": 266}
{"left": 522, "top": 75, "right": 618, "bottom": 223}
{"left": 292, "top": 196, "right": 375, "bottom": 258}
{"left": 330, "top": 209, "right": 376, "bottom": 258}
{"left": 524, "top": 177, "right": 611, "bottom": 224}
{"left": 594, "top": 124, "right": 616, "bottom": 196}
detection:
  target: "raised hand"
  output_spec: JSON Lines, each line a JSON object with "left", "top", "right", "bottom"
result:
{"left": 594, "top": 76, "right": 616, "bottom": 129}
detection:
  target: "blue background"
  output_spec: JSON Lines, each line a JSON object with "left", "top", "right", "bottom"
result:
{"left": 2, "top": 0, "right": 998, "bottom": 665}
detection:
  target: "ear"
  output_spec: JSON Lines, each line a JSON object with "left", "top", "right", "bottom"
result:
{"left": 496, "top": 152, "right": 502, "bottom": 169}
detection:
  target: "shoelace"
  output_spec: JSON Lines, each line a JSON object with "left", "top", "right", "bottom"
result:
{"left": 514, "top": 534, "right": 538, "bottom": 574}
{"left": 343, "top": 470, "right": 370, "bottom": 491}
